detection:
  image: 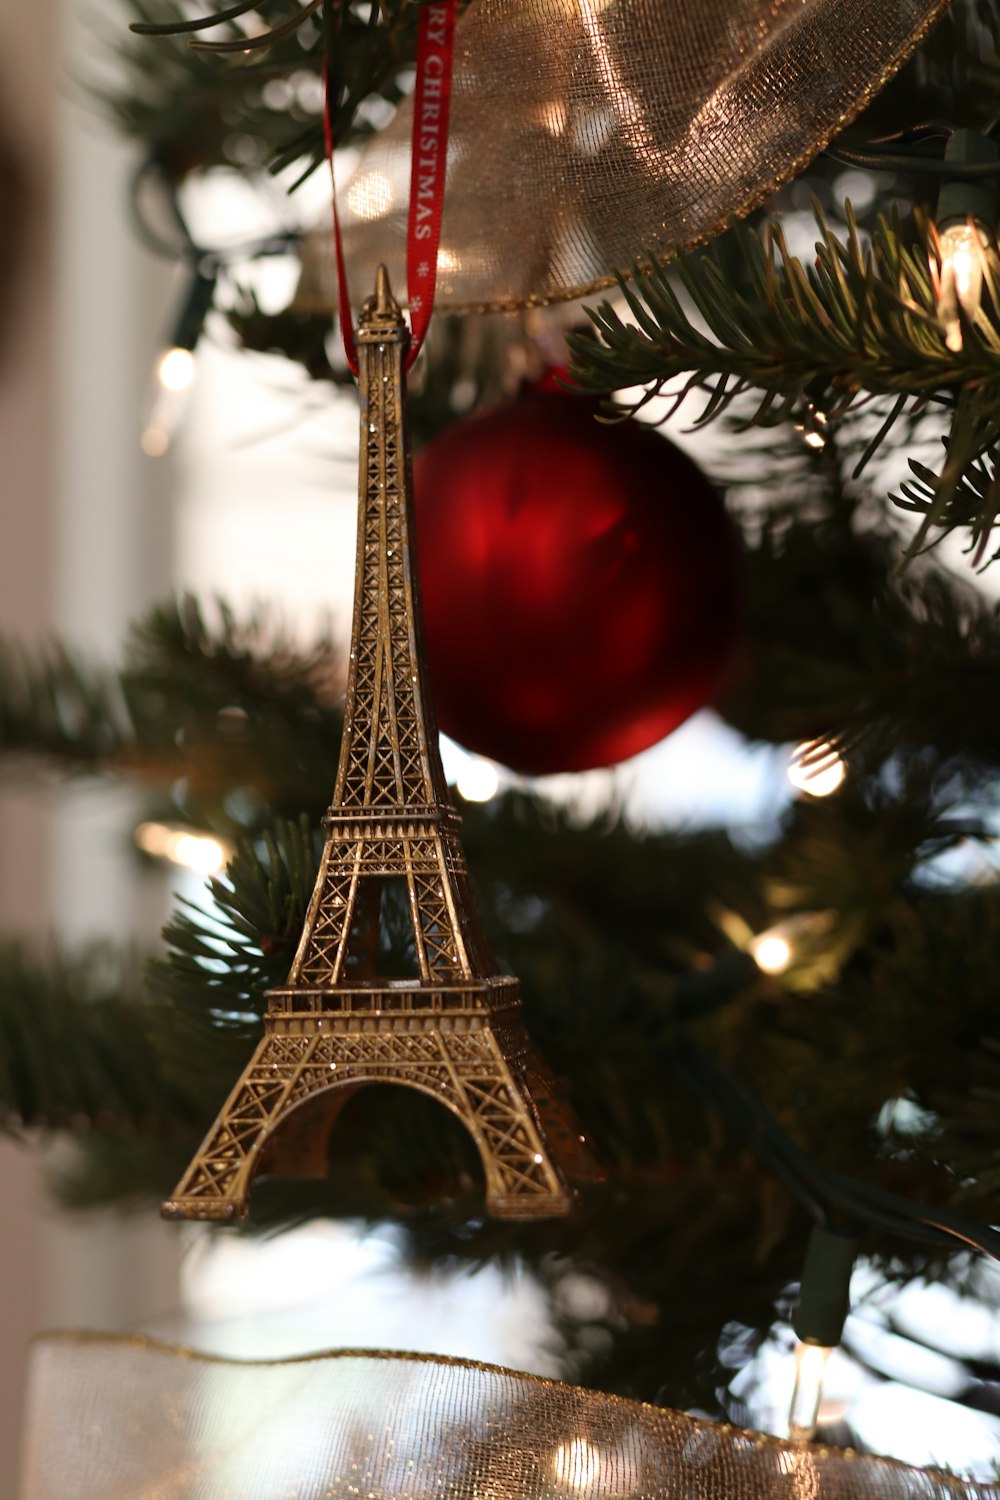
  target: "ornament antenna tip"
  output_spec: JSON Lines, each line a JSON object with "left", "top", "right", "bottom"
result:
{"left": 375, "top": 264, "right": 394, "bottom": 313}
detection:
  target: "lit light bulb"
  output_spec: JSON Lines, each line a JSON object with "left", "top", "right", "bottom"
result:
{"left": 533, "top": 100, "right": 569, "bottom": 135}
{"left": 141, "top": 266, "right": 216, "bottom": 457}
{"left": 553, "top": 1440, "right": 601, "bottom": 1489}
{"left": 787, "top": 740, "right": 846, "bottom": 798}
{"left": 142, "top": 347, "right": 199, "bottom": 457}
{"left": 135, "top": 821, "right": 230, "bottom": 876}
{"left": 794, "top": 406, "right": 829, "bottom": 451}
{"left": 157, "top": 346, "right": 197, "bottom": 392}
{"left": 787, "top": 1341, "right": 832, "bottom": 1442}
{"left": 937, "top": 220, "right": 989, "bottom": 352}
{"left": 750, "top": 930, "right": 793, "bottom": 975}
{"left": 749, "top": 911, "right": 835, "bottom": 976}
{"left": 456, "top": 756, "right": 501, "bottom": 803}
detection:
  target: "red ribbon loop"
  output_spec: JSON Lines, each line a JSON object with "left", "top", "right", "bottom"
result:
{"left": 323, "top": 0, "right": 457, "bottom": 376}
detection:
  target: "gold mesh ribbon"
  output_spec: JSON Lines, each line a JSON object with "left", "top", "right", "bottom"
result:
{"left": 19, "top": 1332, "right": 1000, "bottom": 1499}
{"left": 296, "top": 0, "right": 953, "bottom": 315}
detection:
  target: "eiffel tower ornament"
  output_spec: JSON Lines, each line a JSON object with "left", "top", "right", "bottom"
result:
{"left": 163, "top": 268, "right": 597, "bottom": 1224}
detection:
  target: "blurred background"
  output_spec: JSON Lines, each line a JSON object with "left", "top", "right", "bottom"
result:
{"left": 6, "top": 2, "right": 1000, "bottom": 1492}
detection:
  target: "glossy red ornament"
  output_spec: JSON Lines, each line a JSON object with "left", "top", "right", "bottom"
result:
{"left": 414, "top": 389, "right": 742, "bottom": 776}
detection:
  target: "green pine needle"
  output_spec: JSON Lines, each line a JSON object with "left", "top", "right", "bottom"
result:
{"left": 569, "top": 204, "right": 1000, "bottom": 566}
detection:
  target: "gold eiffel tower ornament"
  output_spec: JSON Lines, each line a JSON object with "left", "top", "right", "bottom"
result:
{"left": 163, "top": 268, "right": 597, "bottom": 1224}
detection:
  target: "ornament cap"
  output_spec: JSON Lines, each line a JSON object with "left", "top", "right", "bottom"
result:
{"left": 358, "top": 265, "right": 406, "bottom": 344}
{"left": 936, "top": 129, "right": 999, "bottom": 232}
{"left": 374, "top": 263, "right": 395, "bottom": 313}
{"left": 793, "top": 1224, "right": 859, "bottom": 1348}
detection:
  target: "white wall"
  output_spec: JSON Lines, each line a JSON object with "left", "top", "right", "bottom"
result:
{"left": 0, "top": 4, "right": 183, "bottom": 1492}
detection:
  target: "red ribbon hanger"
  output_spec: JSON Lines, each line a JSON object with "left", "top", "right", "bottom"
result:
{"left": 323, "top": 0, "right": 458, "bottom": 375}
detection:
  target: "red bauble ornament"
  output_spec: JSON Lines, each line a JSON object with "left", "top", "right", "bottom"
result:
{"left": 414, "top": 389, "right": 742, "bottom": 776}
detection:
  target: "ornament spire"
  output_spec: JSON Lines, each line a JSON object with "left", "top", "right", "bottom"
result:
{"left": 374, "top": 262, "right": 395, "bottom": 315}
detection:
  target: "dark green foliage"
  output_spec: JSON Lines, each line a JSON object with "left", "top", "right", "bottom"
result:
{"left": 225, "top": 286, "right": 349, "bottom": 385}
{"left": 0, "top": 597, "right": 342, "bottom": 831}
{"left": 93, "top": 0, "right": 419, "bottom": 184}
{"left": 3, "top": 496, "right": 1000, "bottom": 1408}
{"left": 568, "top": 206, "right": 1000, "bottom": 565}
{"left": 14, "top": 0, "right": 1000, "bottom": 1425}
{"left": 722, "top": 484, "right": 1000, "bottom": 777}
{"left": 0, "top": 941, "right": 202, "bottom": 1137}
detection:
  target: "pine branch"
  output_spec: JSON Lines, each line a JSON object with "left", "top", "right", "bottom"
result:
{"left": 0, "top": 558, "right": 996, "bottom": 1405}
{"left": 149, "top": 815, "right": 319, "bottom": 1040}
{"left": 90, "top": 0, "right": 419, "bottom": 183}
{"left": 568, "top": 205, "right": 1000, "bottom": 565}
{"left": 5, "top": 763, "right": 997, "bottom": 1407}
{"left": 7, "top": 515, "right": 1000, "bottom": 827}
{"left": 225, "top": 284, "right": 351, "bottom": 385}
{"left": 0, "top": 596, "right": 342, "bottom": 829}
{"left": 894, "top": 430, "right": 1000, "bottom": 567}
{"left": 0, "top": 941, "right": 198, "bottom": 1135}
{"left": 720, "top": 493, "right": 1000, "bottom": 777}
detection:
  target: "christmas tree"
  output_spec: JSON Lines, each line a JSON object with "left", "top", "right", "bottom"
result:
{"left": 7, "top": 0, "right": 1000, "bottom": 1484}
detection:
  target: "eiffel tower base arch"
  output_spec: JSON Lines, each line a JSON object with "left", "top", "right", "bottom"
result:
{"left": 161, "top": 998, "right": 578, "bottom": 1222}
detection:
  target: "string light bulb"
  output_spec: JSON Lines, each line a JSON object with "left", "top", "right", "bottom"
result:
{"left": 750, "top": 929, "right": 793, "bottom": 975}
{"left": 938, "top": 220, "right": 991, "bottom": 353}
{"left": 749, "top": 911, "right": 836, "bottom": 976}
{"left": 455, "top": 755, "right": 501, "bottom": 803}
{"left": 135, "top": 821, "right": 231, "bottom": 876}
{"left": 788, "top": 1225, "right": 858, "bottom": 1442}
{"left": 553, "top": 1440, "right": 601, "bottom": 1488}
{"left": 141, "top": 265, "right": 217, "bottom": 457}
{"left": 787, "top": 739, "right": 846, "bottom": 798}
{"left": 787, "top": 1340, "right": 832, "bottom": 1442}
{"left": 933, "top": 129, "right": 998, "bottom": 353}
{"left": 794, "top": 405, "right": 829, "bottom": 451}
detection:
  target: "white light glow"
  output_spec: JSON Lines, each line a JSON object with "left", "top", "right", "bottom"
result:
{"left": 788, "top": 1341, "right": 832, "bottom": 1441}
{"left": 143, "top": 348, "right": 198, "bottom": 456}
{"left": 553, "top": 1439, "right": 601, "bottom": 1488}
{"left": 787, "top": 740, "right": 846, "bottom": 798}
{"left": 794, "top": 409, "right": 829, "bottom": 451}
{"left": 346, "top": 171, "right": 394, "bottom": 221}
{"left": 136, "top": 821, "right": 230, "bottom": 875}
{"left": 534, "top": 100, "right": 568, "bottom": 135}
{"left": 456, "top": 756, "right": 501, "bottom": 803}
{"left": 158, "top": 346, "right": 197, "bottom": 393}
{"left": 937, "top": 220, "right": 989, "bottom": 352}
{"left": 751, "top": 931, "right": 793, "bottom": 975}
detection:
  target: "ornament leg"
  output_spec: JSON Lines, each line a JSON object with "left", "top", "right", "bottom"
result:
{"left": 442, "top": 1028, "right": 574, "bottom": 1218}
{"left": 161, "top": 1032, "right": 317, "bottom": 1221}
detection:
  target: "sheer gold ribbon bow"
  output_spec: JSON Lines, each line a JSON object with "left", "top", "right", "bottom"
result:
{"left": 20, "top": 1332, "right": 1000, "bottom": 1499}
{"left": 297, "top": 0, "right": 952, "bottom": 315}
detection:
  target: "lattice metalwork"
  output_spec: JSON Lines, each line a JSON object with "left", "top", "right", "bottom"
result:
{"left": 163, "top": 269, "right": 596, "bottom": 1225}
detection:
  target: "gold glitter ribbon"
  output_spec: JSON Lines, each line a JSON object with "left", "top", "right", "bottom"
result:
{"left": 296, "top": 0, "right": 953, "bottom": 315}
{"left": 19, "top": 1330, "right": 1000, "bottom": 1498}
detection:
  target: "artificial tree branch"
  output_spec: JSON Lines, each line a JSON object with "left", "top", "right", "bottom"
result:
{"left": 568, "top": 205, "right": 1000, "bottom": 564}
{"left": 0, "top": 941, "right": 198, "bottom": 1136}
{"left": 0, "top": 596, "right": 341, "bottom": 828}
{"left": 90, "top": 0, "right": 419, "bottom": 183}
